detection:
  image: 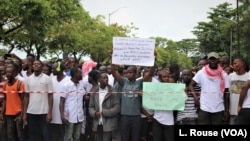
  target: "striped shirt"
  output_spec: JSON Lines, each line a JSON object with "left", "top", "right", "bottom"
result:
{"left": 176, "top": 91, "right": 198, "bottom": 121}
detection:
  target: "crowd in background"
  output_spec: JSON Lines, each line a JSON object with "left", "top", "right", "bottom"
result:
{"left": 0, "top": 51, "right": 250, "bottom": 141}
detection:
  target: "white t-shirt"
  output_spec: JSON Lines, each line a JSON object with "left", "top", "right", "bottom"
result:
{"left": 25, "top": 73, "right": 53, "bottom": 114}
{"left": 108, "top": 74, "right": 114, "bottom": 87}
{"left": 153, "top": 110, "right": 174, "bottom": 125}
{"left": 61, "top": 80, "right": 86, "bottom": 123}
{"left": 193, "top": 69, "right": 230, "bottom": 113}
{"left": 21, "top": 70, "right": 27, "bottom": 79}
{"left": 15, "top": 74, "right": 25, "bottom": 82}
{"left": 153, "top": 80, "right": 174, "bottom": 125}
{"left": 242, "top": 75, "right": 250, "bottom": 108}
{"left": 99, "top": 86, "right": 108, "bottom": 124}
{"left": 82, "top": 75, "right": 92, "bottom": 93}
{"left": 229, "top": 72, "right": 249, "bottom": 115}
{"left": 51, "top": 76, "right": 70, "bottom": 124}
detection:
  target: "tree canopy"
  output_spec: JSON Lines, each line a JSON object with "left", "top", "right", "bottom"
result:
{"left": 1, "top": 0, "right": 249, "bottom": 68}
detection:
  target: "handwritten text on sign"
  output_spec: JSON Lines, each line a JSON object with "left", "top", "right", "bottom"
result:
{"left": 112, "top": 37, "right": 155, "bottom": 66}
{"left": 143, "top": 82, "right": 186, "bottom": 111}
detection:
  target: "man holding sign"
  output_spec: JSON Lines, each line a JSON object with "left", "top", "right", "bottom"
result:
{"left": 111, "top": 37, "right": 156, "bottom": 141}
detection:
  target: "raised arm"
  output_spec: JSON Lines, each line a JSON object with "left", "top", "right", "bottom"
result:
{"left": 143, "top": 50, "right": 156, "bottom": 81}
{"left": 111, "top": 64, "right": 123, "bottom": 85}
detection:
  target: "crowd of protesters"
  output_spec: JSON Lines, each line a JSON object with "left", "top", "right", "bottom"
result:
{"left": 0, "top": 51, "right": 249, "bottom": 141}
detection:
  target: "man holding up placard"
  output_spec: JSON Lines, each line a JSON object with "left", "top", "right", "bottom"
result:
{"left": 110, "top": 54, "right": 155, "bottom": 141}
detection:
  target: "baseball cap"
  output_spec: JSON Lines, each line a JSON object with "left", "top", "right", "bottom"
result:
{"left": 207, "top": 52, "right": 220, "bottom": 59}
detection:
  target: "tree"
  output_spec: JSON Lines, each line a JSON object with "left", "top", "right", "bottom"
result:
{"left": 152, "top": 37, "right": 193, "bottom": 69}
{"left": 0, "top": 1, "right": 23, "bottom": 42}
{"left": 1, "top": 0, "right": 87, "bottom": 59}
{"left": 176, "top": 38, "right": 199, "bottom": 56}
{"left": 192, "top": 2, "right": 236, "bottom": 56}
{"left": 0, "top": 48, "right": 8, "bottom": 56}
{"left": 238, "top": 0, "right": 250, "bottom": 59}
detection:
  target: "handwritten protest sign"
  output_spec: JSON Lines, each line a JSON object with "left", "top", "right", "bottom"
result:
{"left": 143, "top": 82, "right": 186, "bottom": 111}
{"left": 112, "top": 37, "right": 155, "bottom": 66}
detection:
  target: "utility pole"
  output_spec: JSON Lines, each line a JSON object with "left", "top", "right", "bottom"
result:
{"left": 108, "top": 6, "right": 127, "bottom": 26}
{"left": 236, "top": 0, "right": 240, "bottom": 56}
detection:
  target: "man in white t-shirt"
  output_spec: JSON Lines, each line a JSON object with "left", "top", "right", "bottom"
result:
{"left": 50, "top": 61, "right": 70, "bottom": 141}
{"left": 238, "top": 72, "right": 250, "bottom": 125}
{"left": 23, "top": 60, "right": 53, "bottom": 141}
{"left": 189, "top": 52, "right": 230, "bottom": 125}
{"left": 152, "top": 69, "right": 174, "bottom": 141}
{"left": 228, "top": 57, "right": 249, "bottom": 125}
{"left": 60, "top": 67, "right": 86, "bottom": 141}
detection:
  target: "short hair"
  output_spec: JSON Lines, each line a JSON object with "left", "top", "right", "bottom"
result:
{"left": 70, "top": 67, "right": 80, "bottom": 78}
{"left": 127, "top": 65, "right": 137, "bottom": 73}
{"left": 26, "top": 54, "right": 35, "bottom": 59}
{"left": 88, "top": 69, "right": 99, "bottom": 83}
{"left": 234, "top": 56, "right": 249, "bottom": 72}
{"left": 33, "top": 59, "right": 44, "bottom": 67}
{"left": 7, "top": 62, "right": 20, "bottom": 73}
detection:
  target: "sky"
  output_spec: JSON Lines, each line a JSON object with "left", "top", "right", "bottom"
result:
{"left": 1, "top": 0, "right": 237, "bottom": 59}
{"left": 81, "top": 0, "right": 236, "bottom": 41}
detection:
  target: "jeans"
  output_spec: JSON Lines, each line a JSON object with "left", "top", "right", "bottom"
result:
{"left": 0, "top": 115, "right": 7, "bottom": 141}
{"left": 64, "top": 122, "right": 82, "bottom": 141}
{"left": 6, "top": 114, "right": 24, "bottom": 141}
{"left": 175, "top": 119, "right": 197, "bottom": 125}
{"left": 238, "top": 108, "right": 250, "bottom": 125}
{"left": 121, "top": 115, "right": 141, "bottom": 141}
{"left": 152, "top": 119, "right": 174, "bottom": 141}
{"left": 50, "top": 123, "right": 64, "bottom": 141}
{"left": 27, "top": 114, "right": 51, "bottom": 141}
{"left": 198, "top": 109, "right": 224, "bottom": 125}
{"left": 229, "top": 115, "right": 239, "bottom": 125}
{"left": 140, "top": 117, "right": 153, "bottom": 141}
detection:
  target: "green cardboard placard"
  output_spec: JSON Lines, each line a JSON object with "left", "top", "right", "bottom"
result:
{"left": 143, "top": 82, "right": 186, "bottom": 111}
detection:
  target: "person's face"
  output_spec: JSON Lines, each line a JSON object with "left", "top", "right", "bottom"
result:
{"left": 32, "top": 60, "right": 43, "bottom": 72}
{"left": 159, "top": 71, "right": 170, "bottom": 83}
{"left": 69, "top": 58, "right": 76, "bottom": 68}
{"left": 5, "top": 65, "right": 16, "bottom": 80}
{"left": 143, "top": 71, "right": 152, "bottom": 82}
{"left": 77, "top": 69, "right": 82, "bottom": 81}
{"left": 136, "top": 67, "right": 142, "bottom": 78}
{"left": 182, "top": 70, "right": 192, "bottom": 83}
{"left": 122, "top": 69, "right": 127, "bottom": 77}
{"left": 233, "top": 59, "right": 243, "bottom": 72}
{"left": 208, "top": 57, "right": 219, "bottom": 69}
{"left": 107, "top": 65, "right": 112, "bottom": 74}
{"left": 4, "top": 59, "right": 12, "bottom": 67}
{"left": 43, "top": 66, "right": 51, "bottom": 76}
{"left": 126, "top": 67, "right": 136, "bottom": 81}
{"left": 22, "top": 59, "right": 29, "bottom": 70}
{"left": 0, "top": 66, "right": 6, "bottom": 76}
{"left": 224, "top": 66, "right": 232, "bottom": 75}
{"left": 197, "top": 60, "right": 206, "bottom": 70}
{"left": 99, "top": 73, "right": 108, "bottom": 86}
{"left": 27, "top": 56, "right": 35, "bottom": 63}
{"left": 221, "top": 57, "right": 230, "bottom": 67}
